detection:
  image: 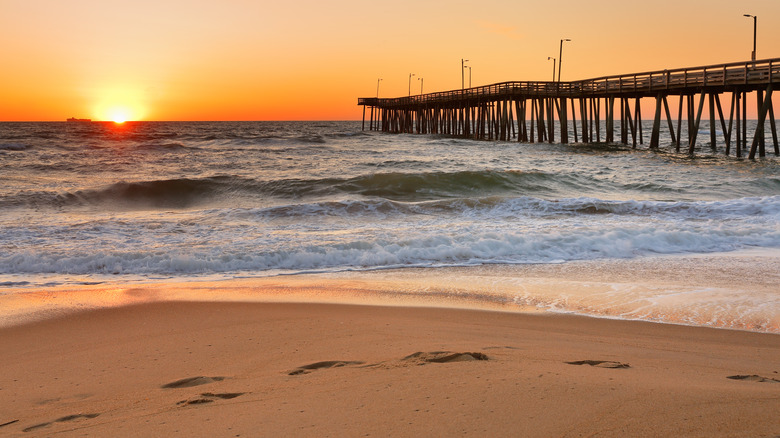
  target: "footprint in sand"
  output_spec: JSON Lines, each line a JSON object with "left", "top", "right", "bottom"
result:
{"left": 726, "top": 374, "right": 780, "bottom": 383}
{"left": 0, "top": 420, "right": 19, "bottom": 429}
{"left": 177, "top": 392, "right": 246, "bottom": 406}
{"left": 566, "top": 360, "right": 630, "bottom": 369}
{"left": 22, "top": 413, "right": 100, "bottom": 433}
{"left": 288, "top": 352, "right": 489, "bottom": 375}
{"left": 401, "top": 351, "right": 489, "bottom": 364}
{"left": 161, "top": 376, "right": 225, "bottom": 389}
{"left": 288, "top": 361, "right": 366, "bottom": 376}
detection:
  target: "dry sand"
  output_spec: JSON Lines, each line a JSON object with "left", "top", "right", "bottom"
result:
{"left": 1, "top": 294, "right": 779, "bottom": 437}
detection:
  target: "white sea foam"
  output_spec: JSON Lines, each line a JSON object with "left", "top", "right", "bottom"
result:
{"left": 1, "top": 198, "right": 779, "bottom": 278}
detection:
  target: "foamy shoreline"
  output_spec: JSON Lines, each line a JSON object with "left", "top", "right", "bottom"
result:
{"left": 2, "top": 249, "right": 778, "bottom": 333}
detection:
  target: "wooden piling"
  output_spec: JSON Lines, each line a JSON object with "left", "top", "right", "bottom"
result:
{"left": 735, "top": 92, "right": 742, "bottom": 157}
{"left": 570, "top": 99, "right": 578, "bottom": 143}
{"left": 579, "top": 98, "right": 588, "bottom": 143}
{"left": 606, "top": 97, "right": 614, "bottom": 143}
{"left": 687, "top": 92, "right": 706, "bottom": 155}
{"left": 650, "top": 95, "right": 662, "bottom": 149}
{"left": 708, "top": 94, "right": 716, "bottom": 149}
{"left": 662, "top": 96, "right": 676, "bottom": 145}
{"left": 636, "top": 98, "right": 643, "bottom": 145}
{"left": 749, "top": 84, "right": 774, "bottom": 159}
{"left": 595, "top": 99, "right": 601, "bottom": 143}
{"left": 769, "top": 101, "right": 779, "bottom": 155}
{"left": 676, "top": 95, "right": 683, "bottom": 152}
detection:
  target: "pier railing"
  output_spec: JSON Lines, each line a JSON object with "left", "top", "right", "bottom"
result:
{"left": 359, "top": 58, "right": 780, "bottom": 108}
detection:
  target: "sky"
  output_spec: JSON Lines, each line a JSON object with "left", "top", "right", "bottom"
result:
{"left": 1, "top": 0, "right": 778, "bottom": 121}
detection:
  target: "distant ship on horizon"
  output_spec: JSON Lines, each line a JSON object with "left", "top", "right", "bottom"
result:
{"left": 66, "top": 117, "right": 92, "bottom": 122}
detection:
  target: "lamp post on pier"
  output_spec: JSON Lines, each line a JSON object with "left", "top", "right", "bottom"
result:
{"left": 376, "top": 78, "right": 382, "bottom": 98}
{"left": 408, "top": 73, "right": 415, "bottom": 96}
{"left": 743, "top": 14, "right": 757, "bottom": 61}
{"left": 418, "top": 77, "right": 424, "bottom": 94}
{"left": 461, "top": 59, "right": 469, "bottom": 90}
{"left": 558, "top": 39, "right": 571, "bottom": 82}
{"left": 548, "top": 57, "right": 556, "bottom": 82}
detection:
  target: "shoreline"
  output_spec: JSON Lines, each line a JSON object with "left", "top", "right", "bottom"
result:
{"left": 2, "top": 249, "right": 779, "bottom": 333}
{"left": 1, "top": 300, "right": 778, "bottom": 437}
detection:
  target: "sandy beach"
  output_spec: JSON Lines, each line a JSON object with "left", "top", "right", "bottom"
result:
{"left": 1, "top": 273, "right": 779, "bottom": 437}
{"left": 4, "top": 0, "right": 780, "bottom": 435}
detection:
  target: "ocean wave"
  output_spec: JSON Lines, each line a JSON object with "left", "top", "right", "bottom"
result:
{"left": 296, "top": 134, "right": 326, "bottom": 144}
{"left": 134, "top": 142, "right": 196, "bottom": 151}
{"left": 0, "top": 143, "right": 28, "bottom": 151}
{"left": 505, "top": 196, "right": 780, "bottom": 218}
{"left": 0, "top": 177, "right": 251, "bottom": 209}
{"left": 105, "top": 131, "right": 180, "bottom": 143}
{"left": 0, "top": 171, "right": 563, "bottom": 209}
{"left": 334, "top": 170, "right": 541, "bottom": 200}
{"left": 224, "top": 195, "right": 780, "bottom": 223}
{"left": 5, "top": 162, "right": 780, "bottom": 217}
{"left": 2, "top": 218, "right": 779, "bottom": 277}
{"left": 78, "top": 177, "right": 247, "bottom": 208}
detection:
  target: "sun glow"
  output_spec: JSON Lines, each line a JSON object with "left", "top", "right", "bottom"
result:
{"left": 108, "top": 108, "right": 129, "bottom": 123}
{"left": 94, "top": 103, "right": 144, "bottom": 123}
{"left": 98, "top": 105, "right": 139, "bottom": 123}
{"left": 93, "top": 88, "right": 147, "bottom": 122}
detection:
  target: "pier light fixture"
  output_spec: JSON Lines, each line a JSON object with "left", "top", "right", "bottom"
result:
{"left": 548, "top": 57, "right": 557, "bottom": 82}
{"left": 743, "top": 14, "right": 757, "bottom": 61}
{"left": 418, "top": 77, "right": 424, "bottom": 95}
{"left": 558, "top": 39, "right": 571, "bottom": 82}
{"left": 376, "top": 78, "right": 382, "bottom": 98}
{"left": 462, "top": 59, "right": 469, "bottom": 90}
{"left": 408, "top": 73, "right": 416, "bottom": 96}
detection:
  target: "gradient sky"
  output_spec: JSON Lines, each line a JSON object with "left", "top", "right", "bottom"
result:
{"left": 1, "top": 0, "right": 778, "bottom": 121}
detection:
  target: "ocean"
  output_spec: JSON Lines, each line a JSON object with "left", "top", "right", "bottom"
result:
{"left": 1, "top": 120, "right": 779, "bottom": 331}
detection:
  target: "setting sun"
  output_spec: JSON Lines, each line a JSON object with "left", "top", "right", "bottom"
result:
{"left": 97, "top": 104, "right": 141, "bottom": 123}
{"left": 109, "top": 109, "right": 128, "bottom": 123}
{"left": 91, "top": 87, "right": 146, "bottom": 122}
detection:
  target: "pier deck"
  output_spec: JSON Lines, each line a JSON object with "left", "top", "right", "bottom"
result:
{"left": 359, "top": 59, "right": 780, "bottom": 158}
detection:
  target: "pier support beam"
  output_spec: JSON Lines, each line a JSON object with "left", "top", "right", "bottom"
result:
{"left": 570, "top": 99, "right": 578, "bottom": 143}
{"left": 708, "top": 94, "right": 716, "bottom": 149}
{"left": 688, "top": 92, "right": 706, "bottom": 155}
{"left": 749, "top": 84, "right": 774, "bottom": 159}
{"left": 579, "top": 99, "right": 588, "bottom": 143}
{"left": 770, "top": 102, "right": 779, "bottom": 156}
{"left": 663, "top": 96, "right": 676, "bottom": 145}
{"left": 676, "top": 95, "right": 684, "bottom": 152}
{"left": 559, "top": 98, "right": 568, "bottom": 144}
{"left": 605, "top": 98, "right": 614, "bottom": 143}
{"left": 714, "top": 94, "right": 729, "bottom": 154}
{"left": 650, "top": 95, "right": 662, "bottom": 149}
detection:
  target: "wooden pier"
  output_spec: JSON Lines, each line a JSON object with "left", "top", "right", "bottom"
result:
{"left": 359, "top": 58, "right": 780, "bottom": 158}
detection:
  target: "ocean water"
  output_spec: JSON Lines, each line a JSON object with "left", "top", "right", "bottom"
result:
{"left": 2, "top": 121, "right": 779, "bottom": 330}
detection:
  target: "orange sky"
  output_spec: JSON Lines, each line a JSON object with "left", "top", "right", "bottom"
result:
{"left": 1, "top": 0, "right": 778, "bottom": 121}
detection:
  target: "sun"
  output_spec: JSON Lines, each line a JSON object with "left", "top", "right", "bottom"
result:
{"left": 93, "top": 93, "right": 146, "bottom": 122}
{"left": 107, "top": 107, "right": 131, "bottom": 123}
{"left": 109, "top": 111, "right": 127, "bottom": 123}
